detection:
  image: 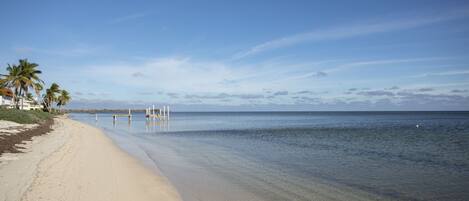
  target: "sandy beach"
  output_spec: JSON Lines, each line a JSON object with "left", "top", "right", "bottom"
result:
{"left": 0, "top": 117, "right": 181, "bottom": 201}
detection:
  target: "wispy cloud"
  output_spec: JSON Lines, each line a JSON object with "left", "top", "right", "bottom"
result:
{"left": 167, "top": 92, "right": 180, "bottom": 98}
{"left": 184, "top": 93, "right": 264, "bottom": 100}
{"left": 325, "top": 57, "right": 451, "bottom": 73}
{"left": 233, "top": 8, "right": 469, "bottom": 59}
{"left": 451, "top": 89, "right": 469, "bottom": 93}
{"left": 357, "top": 90, "right": 395, "bottom": 97}
{"left": 110, "top": 13, "right": 147, "bottom": 24}
{"left": 280, "top": 71, "right": 328, "bottom": 81}
{"left": 273, "top": 91, "right": 288, "bottom": 96}
{"left": 276, "top": 57, "right": 452, "bottom": 83}
{"left": 131, "top": 72, "right": 145, "bottom": 78}
{"left": 295, "top": 90, "right": 315, "bottom": 95}
{"left": 385, "top": 86, "right": 400, "bottom": 90}
{"left": 417, "top": 87, "right": 434, "bottom": 92}
{"left": 410, "top": 70, "right": 469, "bottom": 78}
{"left": 82, "top": 57, "right": 247, "bottom": 93}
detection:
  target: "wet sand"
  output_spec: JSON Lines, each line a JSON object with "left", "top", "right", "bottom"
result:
{"left": 0, "top": 117, "right": 181, "bottom": 201}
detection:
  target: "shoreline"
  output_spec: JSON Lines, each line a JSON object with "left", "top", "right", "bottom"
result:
{"left": 0, "top": 116, "right": 181, "bottom": 201}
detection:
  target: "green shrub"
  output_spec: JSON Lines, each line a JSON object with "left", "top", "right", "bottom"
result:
{"left": 0, "top": 108, "right": 53, "bottom": 124}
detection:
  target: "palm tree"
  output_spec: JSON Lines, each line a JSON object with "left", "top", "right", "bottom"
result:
{"left": 17, "top": 59, "right": 43, "bottom": 109}
{"left": 26, "top": 92, "right": 34, "bottom": 101}
{"left": 25, "top": 92, "right": 41, "bottom": 106}
{"left": 0, "top": 64, "right": 24, "bottom": 108}
{"left": 43, "top": 83, "right": 60, "bottom": 112}
{"left": 57, "top": 90, "right": 71, "bottom": 112}
{"left": 0, "top": 59, "right": 43, "bottom": 109}
{"left": 33, "top": 82, "right": 44, "bottom": 98}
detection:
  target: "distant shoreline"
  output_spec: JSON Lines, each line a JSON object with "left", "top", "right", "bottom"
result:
{"left": 66, "top": 109, "right": 151, "bottom": 113}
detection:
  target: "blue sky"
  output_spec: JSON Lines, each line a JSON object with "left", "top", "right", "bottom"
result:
{"left": 1, "top": 0, "right": 469, "bottom": 111}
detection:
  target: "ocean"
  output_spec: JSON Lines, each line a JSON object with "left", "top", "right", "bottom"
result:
{"left": 71, "top": 111, "right": 469, "bottom": 201}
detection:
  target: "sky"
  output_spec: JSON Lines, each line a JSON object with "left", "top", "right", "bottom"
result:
{"left": 1, "top": 0, "right": 469, "bottom": 111}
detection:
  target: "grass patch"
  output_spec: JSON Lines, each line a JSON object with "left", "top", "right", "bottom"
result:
{"left": 0, "top": 108, "right": 54, "bottom": 124}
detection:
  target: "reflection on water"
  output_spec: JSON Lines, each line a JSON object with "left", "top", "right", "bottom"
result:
{"left": 72, "top": 112, "right": 469, "bottom": 201}
{"left": 104, "top": 114, "right": 171, "bottom": 132}
{"left": 145, "top": 119, "right": 170, "bottom": 132}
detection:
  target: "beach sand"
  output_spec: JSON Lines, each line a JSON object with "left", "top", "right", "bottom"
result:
{"left": 0, "top": 117, "right": 181, "bottom": 201}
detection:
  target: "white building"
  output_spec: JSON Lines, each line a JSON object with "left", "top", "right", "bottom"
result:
{"left": 0, "top": 88, "right": 14, "bottom": 108}
{"left": 0, "top": 88, "right": 43, "bottom": 110}
{"left": 0, "top": 96, "right": 14, "bottom": 108}
{"left": 19, "top": 98, "right": 43, "bottom": 110}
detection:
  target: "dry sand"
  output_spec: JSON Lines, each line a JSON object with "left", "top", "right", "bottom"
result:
{"left": 0, "top": 120, "right": 37, "bottom": 135}
{"left": 0, "top": 117, "right": 181, "bottom": 201}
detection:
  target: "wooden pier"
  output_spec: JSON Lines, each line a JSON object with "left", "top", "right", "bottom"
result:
{"left": 112, "top": 109, "right": 133, "bottom": 122}
{"left": 145, "top": 105, "right": 169, "bottom": 121}
{"left": 106, "top": 105, "right": 170, "bottom": 123}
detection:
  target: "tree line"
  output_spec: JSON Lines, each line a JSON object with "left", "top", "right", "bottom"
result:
{"left": 0, "top": 59, "right": 71, "bottom": 112}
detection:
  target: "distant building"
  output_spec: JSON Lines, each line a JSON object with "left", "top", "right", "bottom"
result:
{"left": 0, "top": 88, "right": 43, "bottom": 110}
{"left": 19, "top": 97, "right": 43, "bottom": 110}
{"left": 0, "top": 88, "right": 14, "bottom": 108}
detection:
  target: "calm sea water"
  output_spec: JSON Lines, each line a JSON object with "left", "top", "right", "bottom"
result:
{"left": 71, "top": 112, "right": 469, "bottom": 201}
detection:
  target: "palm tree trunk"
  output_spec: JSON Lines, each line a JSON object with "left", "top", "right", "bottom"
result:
{"left": 48, "top": 98, "right": 53, "bottom": 112}
{"left": 13, "top": 88, "right": 18, "bottom": 109}
{"left": 46, "top": 100, "right": 51, "bottom": 112}
{"left": 18, "top": 88, "right": 23, "bottom": 109}
{"left": 11, "top": 94, "right": 16, "bottom": 109}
